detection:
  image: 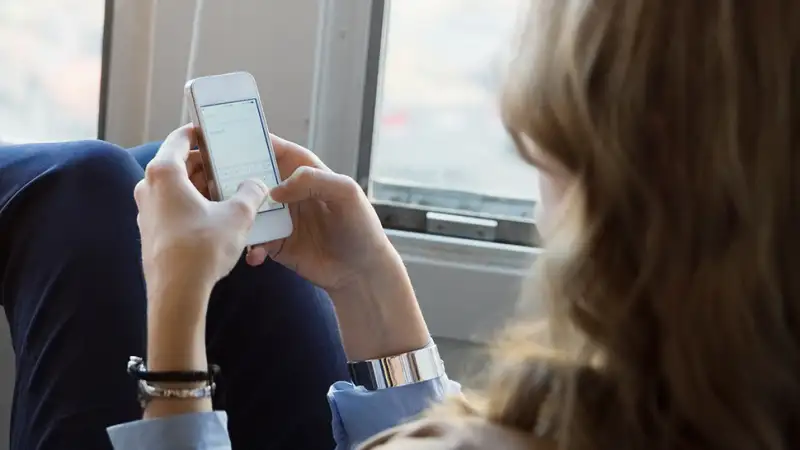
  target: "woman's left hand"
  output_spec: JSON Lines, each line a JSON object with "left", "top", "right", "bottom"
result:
{"left": 135, "top": 124, "right": 269, "bottom": 315}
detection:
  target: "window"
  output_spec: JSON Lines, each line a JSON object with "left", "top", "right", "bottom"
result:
{"left": 360, "top": 0, "right": 539, "bottom": 246}
{"left": 0, "top": 0, "right": 109, "bottom": 143}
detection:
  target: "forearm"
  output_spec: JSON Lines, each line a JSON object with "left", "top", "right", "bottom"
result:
{"left": 107, "top": 283, "right": 230, "bottom": 449}
{"left": 144, "top": 282, "right": 213, "bottom": 419}
{"left": 329, "top": 251, "right": 430, "bottom": 362}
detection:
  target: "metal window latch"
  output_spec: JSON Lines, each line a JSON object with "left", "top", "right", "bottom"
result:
{"left": 425, "top": 211, "right": 498, "bottom": 242}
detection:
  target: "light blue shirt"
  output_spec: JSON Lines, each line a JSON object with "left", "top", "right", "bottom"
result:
{"left": 107, "top": 376, "right": 461, "bottom": 450}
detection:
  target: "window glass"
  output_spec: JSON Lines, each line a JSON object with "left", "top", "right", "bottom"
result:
{"left": 370, "top": 0, "right": 538, "bottom": 219}
{"left": 0, "top": 0, "right": 105, "bottom": 143}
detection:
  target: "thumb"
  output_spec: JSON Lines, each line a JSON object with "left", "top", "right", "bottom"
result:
{"left": 270, "top": 166, "right": 359, "bottom": 204}
{"left": 223, "top": 179, "right": 269, "bottom": 226}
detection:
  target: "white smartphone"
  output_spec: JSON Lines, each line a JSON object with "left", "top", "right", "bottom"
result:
{"left": 185, "top": 71, "right": 292, "bottom": 246}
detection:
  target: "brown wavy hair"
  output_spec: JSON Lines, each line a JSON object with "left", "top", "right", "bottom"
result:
{"left": 472, "top": 0, "right": 800, "bottom": 449}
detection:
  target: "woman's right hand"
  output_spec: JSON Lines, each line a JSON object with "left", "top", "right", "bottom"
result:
{"left": 247, "top": 135, "right": 430, "bottom": 360}
{"left": 246, "top": 135, "right": 393, "bottom": 292}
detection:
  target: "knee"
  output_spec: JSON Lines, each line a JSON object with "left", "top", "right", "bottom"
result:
{"left": 0, "top": 141, "right": 145, "bottom": 257}
{"left": 56, "top": 140, "right": 143, "bottom": 194}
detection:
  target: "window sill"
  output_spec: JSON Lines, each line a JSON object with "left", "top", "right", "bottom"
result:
{"left": 386, "top": 229, "right": 539, "bottom": 344}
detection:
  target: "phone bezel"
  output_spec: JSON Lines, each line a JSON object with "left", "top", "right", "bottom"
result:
{"left": 185, "top": 71, "right": 293, "bottom": 246}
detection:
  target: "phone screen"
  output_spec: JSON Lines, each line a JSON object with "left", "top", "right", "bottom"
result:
{"left": 200, "top": 98, "right": 282, "bottom": 212}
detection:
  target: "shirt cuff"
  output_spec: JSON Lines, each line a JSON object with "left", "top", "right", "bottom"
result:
{"left": 327, "top": 375, "right": 462, "bottom": 449}
{"left": 107, "top": 411, "right": 231, "bottom": 450}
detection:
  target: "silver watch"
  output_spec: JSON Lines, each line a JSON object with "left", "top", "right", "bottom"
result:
{"left": 347, "top": 342, "right": 446, "bottom": 390}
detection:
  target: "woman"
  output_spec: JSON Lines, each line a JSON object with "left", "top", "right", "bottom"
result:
{"left": 5, "top": 0, "right": 800, "bottom": 449}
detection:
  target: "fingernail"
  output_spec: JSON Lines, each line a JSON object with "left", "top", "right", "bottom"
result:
{"left": 270, "top": 183, "right": 283, "bottom": 194}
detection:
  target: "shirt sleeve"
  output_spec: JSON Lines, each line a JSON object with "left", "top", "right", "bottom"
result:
{"left": 106, "top": 377, "right": 462, "bottom": 450}
{"left": 107, "top": 411, "right": 231, "bottom": 450}
{"left": 328, "top": 375, "right": 462, "bottom": 450}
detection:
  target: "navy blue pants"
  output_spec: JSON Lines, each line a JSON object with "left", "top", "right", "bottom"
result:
{"left": 0, "top": 141, "right": 348, "bottom": 450}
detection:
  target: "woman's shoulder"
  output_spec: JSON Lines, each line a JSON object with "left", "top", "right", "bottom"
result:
{"left": 360, "top": 416, "right": 553, "bottom": 450}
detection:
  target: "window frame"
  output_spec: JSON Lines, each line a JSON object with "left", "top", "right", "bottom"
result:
{"left": 97, "top": 0, "right": 114, "bottom": 140}
{"left": 103, "top": 0, "right": 537, "bottom": 344}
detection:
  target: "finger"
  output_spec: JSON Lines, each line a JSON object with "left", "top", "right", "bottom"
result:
{"left": 270, "top": 166, "right": 360, "bottom": 204}
{"left": 248, "top": 238, "right": 285, "bottom": 264}
{"left": 154, "top": 124, "right": 197, "bottom": 164}
{"left": 186, "top": 150, "right": 210, "bottom": 197}
{"left": 223, "top": 178, "right": 269, "bottom": 227}
{"left": 270, "top": 134, "right": 328, "bottom": 170}
{"left": 245, "top": 246, "right": 268, "bottom": 266}
{"left": 269, "top": 133, "right": 300, "bottom": 160}
{"left": 145, "top": 125, "right": 199, "bottom": 183}
{"left": 190, "top": 170, "right": 210, "bottom": 198}
{"left": 133, "top": 179, "right": 147, "bottom": 207}
{"left": 145, "top": 157, "right": 189, "bottom": 184}
{"left": 186, "top": 150, "right": 204, "bottom": 176}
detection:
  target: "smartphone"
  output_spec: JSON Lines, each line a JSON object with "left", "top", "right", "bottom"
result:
{"left": 185, "top": 71, "right": 292, "bottom": 246}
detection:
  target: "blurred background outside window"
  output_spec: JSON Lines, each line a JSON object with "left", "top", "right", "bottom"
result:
{"left": 0, "top": 0, "right": 104, "bottom": 143}
{"left": 369, "top": 0, "right": 539, "bottom": 221}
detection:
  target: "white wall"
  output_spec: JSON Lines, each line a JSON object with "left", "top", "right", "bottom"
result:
{"left": 105, "top": 0, "right": 321, "bottom": 147}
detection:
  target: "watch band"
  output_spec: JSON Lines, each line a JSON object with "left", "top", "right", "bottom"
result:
{"left": 347, "top": 343, "right": 446, "bottom": 390}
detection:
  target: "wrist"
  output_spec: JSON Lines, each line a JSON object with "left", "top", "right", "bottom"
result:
{"left": 328, "top": 245, "right": 404, "bottom": 304}
{"left": 329, "top": 250, "right": 430, "bottom": 361}
{"left": 146, "top": 272, "right": 212, "bottom": 318}
{"left": 146, "top": 280, "right": 211, "bottom": 371}
{"left": 147, "top": 326, "right": 207, "bottom": 371}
